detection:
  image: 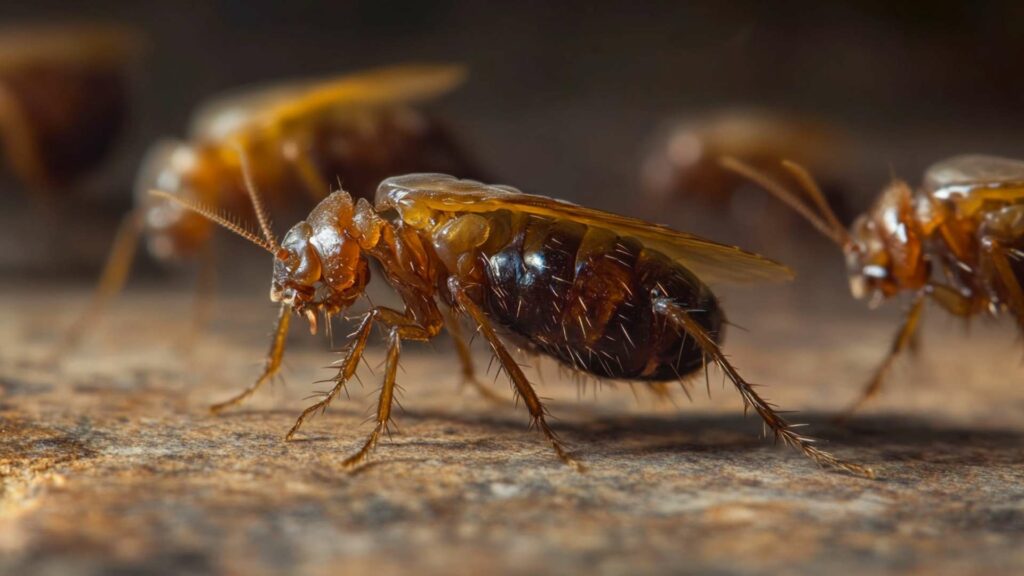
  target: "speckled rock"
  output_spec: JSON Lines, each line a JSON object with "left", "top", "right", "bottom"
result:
{"left": 0, "top": 284, "right": 1022, "bottom": 576}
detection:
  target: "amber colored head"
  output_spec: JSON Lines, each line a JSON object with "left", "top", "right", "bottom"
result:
{"left": 270, "top": 191, "right": 371, "bottom": 333}
{"left": 147, "top": 150, "right": 373, "bottom": 335}
{"left": 844, "top": 180, "right": 927, "bottom": 303}
{"left": 719, "top": 157, "right": 927, "bottom": 304}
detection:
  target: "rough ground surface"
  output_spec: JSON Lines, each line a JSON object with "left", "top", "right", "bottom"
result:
{"left": 1, "top": 283, "right": 1022, "bottom": 576}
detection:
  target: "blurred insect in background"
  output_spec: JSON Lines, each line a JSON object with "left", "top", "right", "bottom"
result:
{"left": 0, "top": 24, "right": 140, "bottom": 195}
{"left": 723, "top": 154, "right": 1024, "bottom": 416}
{"left": 151, "top": 163, "right": 874, "bottom": 477}
{"left": 642, "top": 109, "right": 852, "bottom": 234}
{"left": 58, "top": 63, "right": 485, "bottom": 353}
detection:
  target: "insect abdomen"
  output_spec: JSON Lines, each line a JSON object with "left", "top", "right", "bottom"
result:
{"left": 482, "top": 215, "right": 724, "bottom": 380}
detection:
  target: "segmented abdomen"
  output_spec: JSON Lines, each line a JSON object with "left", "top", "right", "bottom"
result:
{"left": 481, "top": 215, "right": 724, "bottom": 381}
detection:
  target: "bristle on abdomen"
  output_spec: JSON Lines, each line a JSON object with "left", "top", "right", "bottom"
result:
{"left": 480, "top": 215, "right": 724, "bottom": 380}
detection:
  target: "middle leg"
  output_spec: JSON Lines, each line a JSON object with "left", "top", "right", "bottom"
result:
{"left": 442, "top": 306, "right": 506, "bottom": 403}
{"left": 448, "top": 276, "right": 583, "bottom": 471}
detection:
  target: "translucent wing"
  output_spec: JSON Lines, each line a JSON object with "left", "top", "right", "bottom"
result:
{"left": 925, "top": 155, "right": 1024, "bottom": 200}
{"left": 189, "top": 64, "right": 466, "bottom": 141}
{"left": 377, "top": 174, "right": 793, "bottom": 284}
{"left": 189, "top": 81, "right": 314, "bottom": 141}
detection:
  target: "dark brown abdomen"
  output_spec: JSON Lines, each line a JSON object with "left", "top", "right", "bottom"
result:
{"left": 481, "top": 215, "right": 724, "bottom": 381}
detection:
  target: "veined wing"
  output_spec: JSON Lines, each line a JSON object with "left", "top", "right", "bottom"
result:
{"left": 377, "top": 174, "right": 793, "bottom": 284}
{"left": 189, "top": 63, "right": 466, "bottom": 142}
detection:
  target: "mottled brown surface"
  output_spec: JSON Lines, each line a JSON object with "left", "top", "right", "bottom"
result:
{"left": 1, "top": 282, "right": 1023, "bottom": 576}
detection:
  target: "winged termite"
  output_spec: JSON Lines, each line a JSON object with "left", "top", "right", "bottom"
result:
{"left": 149, "top": 163, "right": 874, "bottom": 477}
{"left": 724, "top": 154, "right": 1024, "bottom": 416}
{"left": 57, "top": 63, "right": 484, "bottom": 354}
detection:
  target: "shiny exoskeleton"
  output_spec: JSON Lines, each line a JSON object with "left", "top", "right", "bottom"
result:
{"left": 59, "top": 64, "right": 483, "bottom": 353}
{"left": 724, "top": 154, "right": 1024, "bottom": 416}
{"left": 0, "top": 24, "right": 139, "bottom": 191}
{"left": 138, "top": 65, "right": 480, "bottom": 260}
{"left": 482, "top": 216, "right": 722, "bottom": 380}
{"left": 153, "top": 168, "right": 873, "bottom": 477}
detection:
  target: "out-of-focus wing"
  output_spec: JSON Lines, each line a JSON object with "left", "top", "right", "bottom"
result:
{"left": 377, "top": 174, "right": 793, "bottom": 284}
{"left": 189, "top": 64, "right": 465, "bottom": 141}
{"left": 925, "top": 155, "right": 1024, "bottom": 200}
{"left": 0, "top": 24, "right": 143, "bottom": 68}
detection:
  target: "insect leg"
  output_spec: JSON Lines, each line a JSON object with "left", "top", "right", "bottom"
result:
{"left": 443, "top": 306, "right": 506, "bottom": 404}
{"left": 210, "top": 303, "right": 292, "bottom": 414}
{"left": 52, "top": 210, "right": 143, "bottom": 358}
{"left": 982, "top": 237, "right": 1024, "bottom": 327}
{"left": 651, "top": 296, "right": 875, "bottom": 478}
{"left": 925, "top": 283, "right": 975, "bottom": 317}
{"left": 338, "top": 308, "right": 439, "bottom": 467}
{"left": 339, "top": 325, "right": 402, "bottom": 468}
{"left": 286, "top": 306, "right": 439, "bottom": 465}
{"left": 285, "top": 309, "right": 379, "bottom": 439}
{"left": 838, "top": 291, "right": 926, "bottom": 420}
{"left": 448, "top": 276, "right": 584, "bottom": 471}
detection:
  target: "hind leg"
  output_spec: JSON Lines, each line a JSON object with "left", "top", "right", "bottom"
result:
{"left": 652, "top": 296, "right": 874, "bottom": 478}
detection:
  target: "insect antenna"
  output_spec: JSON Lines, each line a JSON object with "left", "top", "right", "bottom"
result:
{"left": 148, "top": 190, "right": 278, "bottom": 255}
{"left": 234, "top": 146, "right": 283, "bottom": 254}
{"left": 780, "top": 159, "right": 850, "bottom": 246}
{"left": 719, "top": 156, "right": 850, "bottom": 247}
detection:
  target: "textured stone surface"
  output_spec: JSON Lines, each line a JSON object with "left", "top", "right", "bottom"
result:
{"left": 1, "top": 282, "right": 1023, "bottom": 575}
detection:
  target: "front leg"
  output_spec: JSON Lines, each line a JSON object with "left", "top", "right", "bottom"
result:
{"left": 838, "top": 291, "right": 926, "bottom": 420}
{"left": 286, "top": 305, "right": 441, "bottom": 468}
{"left": 284, "top": 308, "right": 379, "bottom": 440}
{"left": 210, "top": 303, "right": 291, "bottom": 413}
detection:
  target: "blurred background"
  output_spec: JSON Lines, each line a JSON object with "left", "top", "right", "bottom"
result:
{"left": 3, "top": 5, "right": 1024, "bottom": 575}
{"left": 2, "top": 0, "right": 1024, "bottom": 324}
